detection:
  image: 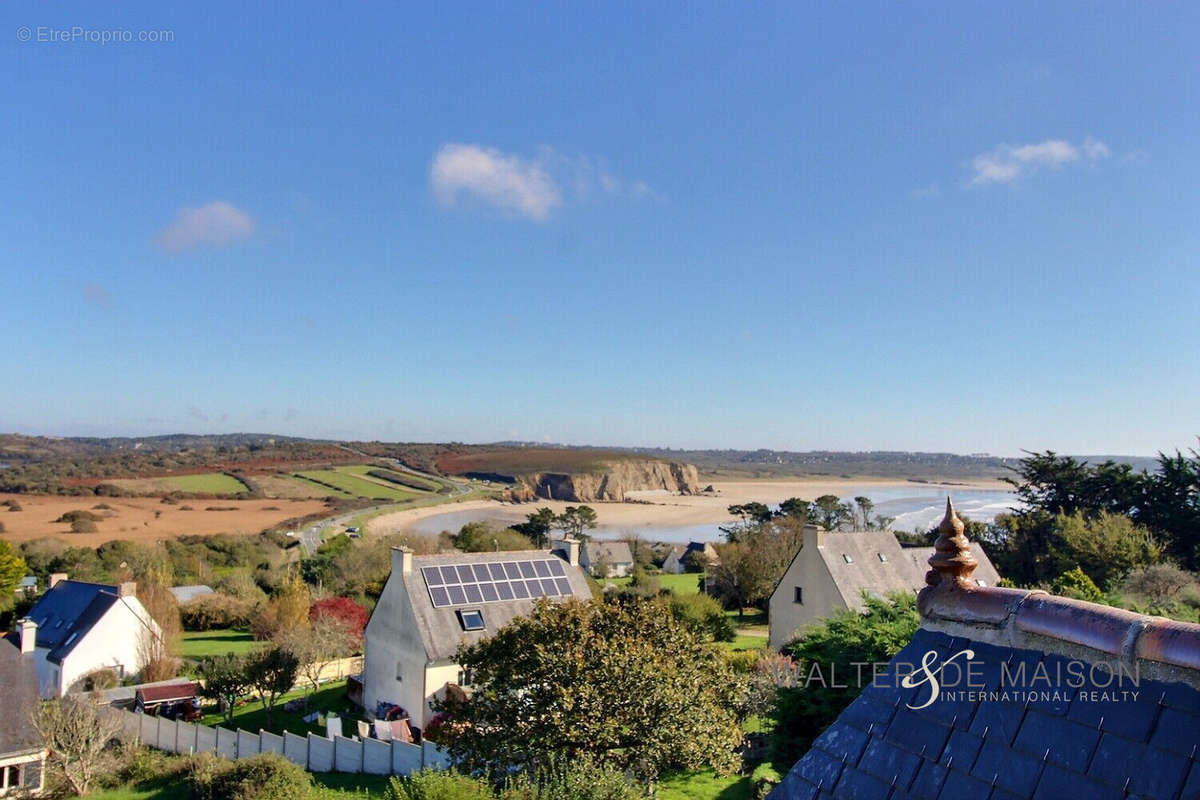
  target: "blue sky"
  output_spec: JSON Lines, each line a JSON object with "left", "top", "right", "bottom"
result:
{"left": 1, "top": 3, "right": 1196, "bottom": 456}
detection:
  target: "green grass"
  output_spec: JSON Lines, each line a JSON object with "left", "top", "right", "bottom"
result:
{"left": 656, "top": 769, "right": 755, "bottom": 800}
{"left": 180, "top": 628, "right": 259, "bottom": 659}
{"left": 607, "top": 572, "right": 705, "bottom": 595}
{"left": 199, "top": 679, "right": 358, "bottom": 737}
{"left": 296, "top": 468, "right": 421, "bottom": 501}
{"left": 161, "top": 472, "right": 250, "bottom": 494}
{"left": 89, "top": 770, "right": 391, "bottom": 799}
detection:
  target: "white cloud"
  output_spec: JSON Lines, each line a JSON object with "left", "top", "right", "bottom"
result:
{"left": 969, "top": 137, "right": 1110, "bottom": 185}
{"left": 431, "top": 144, "right": 561, "bottom": 220}
{"left": 430, "top": 143, "right": 656, "bottom": 220}
{"left": 156, "top": 201, "right": 255, "bottom": 251}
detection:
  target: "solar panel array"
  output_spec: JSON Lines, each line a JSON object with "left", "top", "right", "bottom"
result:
{"left": 421, "top": 558, "right": 573, "bottom": 609}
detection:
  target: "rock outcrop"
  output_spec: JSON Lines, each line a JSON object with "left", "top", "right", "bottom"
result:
{"left": 516, "top": 460, "right": 700, "bottom": 502}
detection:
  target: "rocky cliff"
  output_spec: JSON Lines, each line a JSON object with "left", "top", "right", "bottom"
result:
{"left": 513, "top": 460, "right": 700, "bottom": 502}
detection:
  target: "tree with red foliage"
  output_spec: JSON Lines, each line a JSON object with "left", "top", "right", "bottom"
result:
{"left": 309, "top": 596, "right": 369, "bottom": 638}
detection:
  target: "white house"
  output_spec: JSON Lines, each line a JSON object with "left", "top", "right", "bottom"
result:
{"left": 362, "top": 543, "right": 592, "bottom": 729}
{"left": 20, "top": 575, "right": 163, "bottom": 698}
{"left": 662, "top": 541, "right": 720, "bottom": 574}
{"left": 767, "top": 523, "right": 1000, "bottom": 650}
{"left": 572, "top": 541, "right": 634, "bottom": 578}
{"left": 0, "top": 622, "right": 45, "bottom": 796}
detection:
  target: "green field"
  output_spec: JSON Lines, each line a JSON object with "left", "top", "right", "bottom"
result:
{"left": 180, "top": 629, "right": 259, "bottom": 659}
{"left": 607, "top": 572, "right": 705, "bottom": 595}
{"left": 161, "top": 473, "right": 250, "bottom": 494}
{"left": 295, "top": 466, "right": 425, "bottom": 501}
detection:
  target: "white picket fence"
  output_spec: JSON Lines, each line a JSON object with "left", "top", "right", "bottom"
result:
{"left": 116, "top": 709, "right": 450, "bottom": 776}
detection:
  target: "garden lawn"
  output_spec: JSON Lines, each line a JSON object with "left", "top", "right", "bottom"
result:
{"left": 607, "top": 572, "right": 704, "bottom": 595}
{"left": 89, "top": 771, "right": 391, "bottom": 799}
{"left": 199, "top": 678, "right": 359, "bottom": 737}
{"left": 721, "top": 634, "right": 768, "bottom": 652}
{"left": 656, "top": 769, "right": 755, "bottom": 800}
{"left": 180, "top": 628, "right": 259, "bottom": 659}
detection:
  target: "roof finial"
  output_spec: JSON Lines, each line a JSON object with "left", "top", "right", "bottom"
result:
{"left": 925, "top": 496, "right": 978, "bottom": 587}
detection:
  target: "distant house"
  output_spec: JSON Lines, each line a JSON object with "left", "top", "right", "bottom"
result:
{"left": 15, "top": 576, "right": 37, "bottom": 596}
{"left": 572, "top": 541, "right": 634, "bottom": 578}
{"left": 0, "top": 620, "right": 46, "bottom": 796}
{"left": 662, "top": 541, "right": 720, "bottom": 574}
{"left": 362, "top": 543, "right": 592, "bottom": 729}
{"left": 767, "top": 524, "right": 999, "bottom": 650}
{"left": 167, "top": 585, "right": 214, "bottom": 605}
{"left": 20, "top": 575, "right": 163, "bottom": 698}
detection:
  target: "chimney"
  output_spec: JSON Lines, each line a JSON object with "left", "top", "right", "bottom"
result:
{"left": 560, "top": 537, "right": 580, "bottom": 567}
{"left": 118, "top": 581, "right": 137, "bottom": 598}
{"left": 391, "top": 546, "right": 413, "bottom": 575}
{"left": 19, "top": 618, "right": 37, "bottom": 654}
{"left": 803, "top": 524, "right": 825, "bottom": 551}
{"left": 49, "top": 573, "right": 68, "bottom": 589}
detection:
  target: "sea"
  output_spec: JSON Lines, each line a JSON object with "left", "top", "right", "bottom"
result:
{"left": 406, "top": 484, "right": 1019, "bottom": 544}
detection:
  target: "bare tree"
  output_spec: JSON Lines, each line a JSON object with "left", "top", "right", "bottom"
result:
{"left": 277, "top": 615, "right": 358, "bottom": 695}
{"left": 34, "top": 696, "right": 124, "bottom": 796}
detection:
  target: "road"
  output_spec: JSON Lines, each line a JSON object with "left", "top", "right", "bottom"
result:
{"left": 296, "top": 449, "right": 472, "bottom": 555}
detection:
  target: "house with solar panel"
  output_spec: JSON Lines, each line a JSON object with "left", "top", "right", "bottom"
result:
{"left": 18, "top": 574, "right": 162, "bottom": 698}
{"left": 362, "top": 541, "right": 592, "bottom": 729}
{"left": 769, "top": 501, "right": 1200, "bottom": 800}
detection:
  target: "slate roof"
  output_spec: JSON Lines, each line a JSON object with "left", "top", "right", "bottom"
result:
{"left": 401, "top": 549, "right": 592, "bottom": 661}
{"left": 23, "top": 580, "right": 121, "bottom": 664}
{"left": 904, "top": 543, "right": 999, "bottom": 588}
{"left": 584, "top": 541, "right": 634, "bottom": 565}
{"left": 0, "top": 635, "right": 42, "bottom": 756}
{"left": 168, "top": 584, "right": 215, "bottom": 604}
{"left": 770, "top": 500, "right": 1200, "bottom": 800}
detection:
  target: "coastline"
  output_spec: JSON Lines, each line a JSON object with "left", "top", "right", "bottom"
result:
{"left": 367, "top": 476, "right": 1011, "bottom": 538}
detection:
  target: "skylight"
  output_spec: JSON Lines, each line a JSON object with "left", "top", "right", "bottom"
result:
{"left": 877, "top": 553, "right": 888, "bottom": 563}
{"left": 421, "top": 558, "right": 571, "bottom": 609}
{"left": 457, "top": 609, "right": 485, "bottom": 632}
{"left": 842, "top": 554, "right": 854, "bottom": 564}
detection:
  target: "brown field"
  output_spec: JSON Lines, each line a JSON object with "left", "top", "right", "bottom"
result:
{"left": 0, "top": 493, "right": 330, "bottom": 546}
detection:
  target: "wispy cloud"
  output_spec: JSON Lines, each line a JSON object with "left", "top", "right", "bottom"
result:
{"left": 156, "top": 201, "right": 255, "bottom": 251}
{"left": 430, "top": 143, "right": 655, "bottom": 220}
{"left": 970, "top": 137, "right": 1110, "bottom": 185}
{"left": 81, "top": 282, "right": 112, "bottom": 309}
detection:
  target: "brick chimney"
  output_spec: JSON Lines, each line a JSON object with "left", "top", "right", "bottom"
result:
{"left": 802, "top": 523, "right": 825, "bottom": 550}
{"left": 19, "top": 618, "right": 37, "bottom": 654}
{"left": 559, "top": 538, "right": 580, "bottom": 567}
{"left": 391, "top": 546, "right": 413, "bottom": 575}
{"left": 49, "top": 572, "right": 68, "bottom": 589}
{"left": 118, "top": 581, "right": 137, "bottom": 597}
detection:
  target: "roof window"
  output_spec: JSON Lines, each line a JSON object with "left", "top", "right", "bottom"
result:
{"left": 877, "top": 553, "right": 888, "bottom": 563}
{"left": 457, "top": 609, "right": 485, "bottom": 632}
{"left": 842, "top": 554, "right": 854, "bottom": 564}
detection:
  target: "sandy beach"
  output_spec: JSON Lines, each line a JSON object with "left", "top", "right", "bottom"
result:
{"left": 367, "top": 477, "right": 1010, "bottom": 538}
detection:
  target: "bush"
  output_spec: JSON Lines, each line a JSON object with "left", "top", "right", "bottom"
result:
{"left": 190, "top": 753, "right": 313, "bottom": 800}
{"left": 55, "top": 509, "right": 102, "bottom": 524}
{"left": 387, "top": 770, "right": 493, "bottom": 800}
{"left": 668, "top": 593, "right": 736, "bottom": 642}
{"left": 721, "top": 648, "right": 761, "bottom": 674}
{"left": 81, "top": 667, "right": 120, "bottom": 691}
{"left": 500, "top": 761, "right": 646, "bottom": 799}
{"left": 71, "top": 519, "right": 99, "bottom": 533}
{"left": 1051, "top": 567, "right": 1104, "bottom": 603}
{"left": 181, "top": 593, "right": 256, "bottom": 630}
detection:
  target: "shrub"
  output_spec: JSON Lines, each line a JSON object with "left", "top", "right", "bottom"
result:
{"left": 387, "top": 770, "right": 493, "bottom": 800}
{"left": 81, "top": 667, "right": 120, "bottom": 691}
{"left": 71, "top": 519, "right": 99, "bottom": 533}
{"left": 1051, "top": 567, "right": 1104, "bottom": 603}
{"left": 500, "top": 761, "right": 646, "bottom": 799}
{"left": 56, "top": 509, "right": 101, "bottom": 524}
{"left": 667, "top": 592, "right": 736, "bottom": 642}
{"left": 181, "top": 593, "right": 255, "bottom": 630}
{"left": 190, "top": 753, "right": 313, "bottom": 800}
{"left": 721, "top": 648, "right": 761, "bottom": 674}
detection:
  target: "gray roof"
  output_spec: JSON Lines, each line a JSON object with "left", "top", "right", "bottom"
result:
{"left": 24, "top": 580, "right": 121, "bottom": 664}
{"left": 815, "top": 533, "right": 999, "bottom": 609}
{"left": 584, "top": 541, "right": 634, "bottom": 565}
{"left": 400, "top": 550, "right": 592, "bottom": 661}
{"left": 18, "top": 576, "right": 36, "bottom": 589}
{"left": 168, "top": 585, "right": 215, "bottom": 604}
{"left": 0, "top": 636, "right": 41, "bottom": 757}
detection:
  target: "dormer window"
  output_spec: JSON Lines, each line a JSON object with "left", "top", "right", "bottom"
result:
{"left": 842, "top": 554, "right": 854, "bottom": 564}
{"left": 457, "top": 609, "right": 485, "bottom": 632}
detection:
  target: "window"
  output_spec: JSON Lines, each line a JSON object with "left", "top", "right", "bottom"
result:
{"left": 395, "top": 661, "right": 403, "bottom": 682}
{"left": 975, "top": 579, "right": 988, "bottom": 587}
{"left": 842, "top": 554, "right": 854, "bottom": 564}
{"left": 2, "top": 764, "right": 19, "bottom": 790}
{"left": 877, "top": 552, "right": 888, "bottom": 563}
{"left": 457, "top": 668, "right": 475, "bottom": 687}
{"left": 457, "top": 609, "right": 485, "bottom": 632}
{"left": 793, "top": 586, "right": 803, "bottom": 605}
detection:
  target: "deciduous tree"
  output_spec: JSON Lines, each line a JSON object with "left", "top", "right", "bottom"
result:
{"left": 35, "top": 696, "right": 124, "bottom": 796}
{"left": 198, "top": 654, "right": 252, "bottom": 727}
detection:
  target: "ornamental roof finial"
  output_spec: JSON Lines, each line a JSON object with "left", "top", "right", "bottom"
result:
{"left": 925, "top": 497, "right": 978, "bottom": 587}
